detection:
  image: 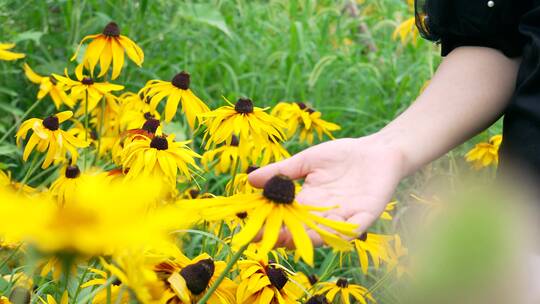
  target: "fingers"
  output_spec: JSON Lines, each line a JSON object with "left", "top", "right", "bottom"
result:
{"left": 346, "top": 212, "right": 378, "bottom": 237}
{"left": 248, "top": 151, "right": 310, "bottom": 188}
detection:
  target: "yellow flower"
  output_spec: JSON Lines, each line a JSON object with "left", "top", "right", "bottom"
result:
{"left": 23, "top": 64, "right": 74, "bottom": 108}
{"left": 0, "top": 43, "right": 25, "bottom": 61}
{"left": 236, "top": 248, "right": 303, "bottom": 303}
{"left": 352, "top": 233, "right": 393, "bottom": 274}
{"left": 465, "top": 135, "right": 502, "bottom": 170}
{"left": 254, "top": 137, "right": 291, "bottom": 166}
{"left": 225, "top": 166, "right": 260, "bottom": 195}
{"left": 71, "top": 22, "right": 144, "bottom": 79}
{"left": 153, "top": 253, "right": 237, "bottom": 304}
{"left": 120, "top": 130, "right": 201, "bottom": 184}
{"left": 38, "top": 291, "right": 68, "bottom": 304}
{"left": 0, "top": 170, "right": 35, "bottom": 194}
{"left": 0, "top": 296, "right": 12, "bottom": 304}
{"left": 118, "top": 92, "right": 161, "bottom": 131}
{"left": 387, "top": 235, "right": 409, "bottom": 278}
{"left": 49, "top": 165, "right": 93, "bottom": 205}
{"left": 392, "top": 17, "right": 419, "bottom": 46}
{"left": 15, "top": 111, "right": 89, "bottom": 168}
{"left": 81, "top": 267, "right": 130, "bottom": 304}
{"left": 139, "top": 71, "right": 209, "bottom": 126}
{"left": 316, "top": 278, "right": 375, "bottom": 304}
{"left": 180, "top": 175, "right": 357, "bottom": 265}
{"left": 0, "top": 175, "right": 195, "bottom": 255}
{"left": 201, "top": 135, "right": 251, "bottom": 174}
{"left": 380, "top": 201, "right": 397, "bottom": 221}
{"left": 52, "top": 65, "right": 124, "bottom": 113}
{"left": 200, "top": 98, "right": 286, "bottom": 149}
{"left": 271, "top": 102, "right": 340, "bottom": 145}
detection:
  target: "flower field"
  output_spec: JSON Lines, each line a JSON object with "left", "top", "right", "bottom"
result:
{"left": 0, "top": 0, "right": 504, "bottom": 303}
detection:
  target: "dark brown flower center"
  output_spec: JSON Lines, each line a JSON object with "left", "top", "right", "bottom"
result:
{"left": 171, "top": 71, "right": 190, "bottom": 90}
{"left": 42, "top": 116, "right": 59, "bottom": 131}
{"left": 246, "top": 166, "right": 259, "bottom": 174}
{"left": 307, "top": 274, "right": 319, "bottom": 285}
{"left": 150, "top": 136, "right": 168, "bottom": 150}
{"left": 263, "top": 175, "right": 295, "bottom": 204}
{"left": 266, "top": 267, "right": 288, "bottom": 290}
{"left": 230, "top": 135, "right": 239, "bottom": 147}
{"left": 49, "top": 75, "right": 58, "bottom": 85}
{"left": 81, "top": 77, "right": 94, "bottom": 85}
{"left": 236, "top": 211, "right": 248, "bottom": 219}
{"left": 358, "top": 232, "right": 368, "bottom": 242}
{"left": 142, "top": 118, "right": 160, "bottom": 134}
{"left": 65, "top": 165, "right": 81, "bottom": 179}
{"left": 296, "top": 102, "right": 315, "bottom": 113}
{"left": 234, "top": 98, "right": 254, "bottom": 114}
{"left": 102, "top": 22, "right": 120, "bottom": 37}
{"left": 179, "top": 259, "right": 215, "bottom": 295}
{"left": 336, "top": 278, "right": 349, "bottom": 288}
{"left": 189, "top": 189, "right": 200, "bottom": 198}
{"left": 305, "top": 295, "right": 329, "bottom": 304}
{"left": 143, "top": 112, "right": 155, "bottom": 120}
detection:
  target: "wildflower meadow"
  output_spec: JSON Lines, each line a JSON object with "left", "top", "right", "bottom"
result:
{"left": 0, "top": 1, "right": 504, "bottom": 303}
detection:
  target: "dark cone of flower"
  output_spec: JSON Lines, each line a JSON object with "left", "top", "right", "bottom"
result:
{"left": 263, "top": 175, "right": 295, "bottom": 204}
{"left": 305, "top": 295, "right": 329, "bottom": 304}
{"left": 358, "top": 232, "right": 368, "bottom": 242}
{"left": 9, "top": 287, "right": 31, "bottom": 304}
{"left": 142, "top": 118, "right": 160, "bottom": 134}
{"left": 236, "top": 211, "right": 248, "bottom": 219}
{"left": 81, "top": 77, "right": 94, "bottom": 85}
{"left": 336, "top": 278, "right": 349, "bottom": 288}
{"left": 91, "top": 129, "right": 99, "bottom": 140}
{"left": 189, "top": 189, "right": 200, "bottom": 198}
{"left": 42, "top": 116, "right": 59, "bottom": 131}
{"left": 150, "top": 136, "right": 168, "bottom": 150}
{"left": 297, "top": 102, "right": 307, "bottom": 110}
{"left": 235, "top": 98, "right": 254, "bottom": 114}
{"left": 246, "top": 166, "right": 259, "bottom": 174}
{"left": 103, "top": 22, "right": 120, "bottom": 37}
{"left": 171, "top": 71, "right": 191, "bottom": 90}
{"left": 230, "top": 135, "right": 240, "bottom": 147}
{"left": 65, "top": 165, "right": 81, "bottom": 179}
{"left": 267, "top": 267, "right": 288, "bottom": 290}
{"left": 179, "top": 259, "right": 215, "bottom": 295}
{"left": 143, "top": 112, "right": 155, "bottom": 120}
{"left": 307, "top": 274, "right": 319, "bottom": 285}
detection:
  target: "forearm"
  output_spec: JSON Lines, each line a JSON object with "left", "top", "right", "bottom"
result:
{"left": 378, "top": 46, "right": 521, "bottom": 176}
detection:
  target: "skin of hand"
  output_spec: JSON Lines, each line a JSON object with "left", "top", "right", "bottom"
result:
{"left": 248, "top": 46, "right": 521, "bottom": 247}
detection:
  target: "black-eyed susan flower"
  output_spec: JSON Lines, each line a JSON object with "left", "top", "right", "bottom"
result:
{"left": 304, "top": 295, "right": 329, "bottom": 304}
{"left": 352, "top": 232, "right": 393, "bottom": 274}
{"left": 15, "top": 111, "right": 89, "bottom": 168}
{"left": 236, "top": 248, "right": 303, "bottom": 303}
{"left": 139, "top": 71, "right": 209, "bottom": 126}
{"left": 254, "top": 136, "right": 290, "bottom": 166}
{"left": 120, "top": 129, "right": 201, "bottom": 184}
{"left": 0, "top": 43, "right": 25, "bottom": 61}
{"left": 118, "top": 92, "right": 161, "bottom": 131}
{"left": 316, "top": 278, "right": 375, "bottom": 304}
{"left": 201, "top": 135, "right": 251, "bottom": 174}
{"left": 465, "top": 135, "right": 502, "bottom": 170}
{"left": 23, "top": 64, "right": 74, "bottom": 109}
{"left": 201, "top": 98, "right": 286, "bottom": 149}
{"left": 71, "top": 22, "right": 144, "bottom": 79}
{"left": 180, "top": 175, "right": 357, "bottom": 265}
{"left": 271, "top": 102, "right": 340, "bottom": 145}
{"left": 49, "top": 165, "right": 91, "bottom": 205}
{"left": 225, "top": 166, "right": 260, "bottom": 195}
{"left": 53, "top": 65, "right": 124, "bottom": 113}
{"left": 153, "top": 253, "right": 237, "bottom": 304}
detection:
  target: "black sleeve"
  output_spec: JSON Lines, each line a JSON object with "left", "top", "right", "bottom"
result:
{"left": 415, "top": 0, "right": 532, "bottom": 58}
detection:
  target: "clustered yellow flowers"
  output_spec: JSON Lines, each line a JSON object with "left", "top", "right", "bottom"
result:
{"left": 0, "top": 19, "right": 407, "bottom": 304}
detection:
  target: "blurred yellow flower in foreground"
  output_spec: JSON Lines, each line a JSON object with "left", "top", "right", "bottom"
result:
{"left": 15, "top": 111, "right": 89, "bottom": 168}
{"left": 71, "top": 22, "right": 144, "bottom": 79}
{"left": 180, "top": 175, "right": 357, "bottom": 265}
{"left": 465, "top": 134, "right": 502, "bottom": 170}
{"left": 0, "top": 43, "right": 25, "bottom": 61}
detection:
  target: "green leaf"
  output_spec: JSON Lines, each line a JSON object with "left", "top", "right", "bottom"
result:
{"left": 13, "top": 30, "right": 44, "bottom": 44}
{"left": 178, "top": 4, "right": 232, "bottom": 37}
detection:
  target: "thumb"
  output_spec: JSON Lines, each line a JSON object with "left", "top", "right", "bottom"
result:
{"left": 248, "top": 151, "right": 310, "bottom": 188}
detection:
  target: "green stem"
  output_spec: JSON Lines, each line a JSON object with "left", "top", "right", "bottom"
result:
{"left": 196, "top": 244, "right": 248, "bottom": 304}
{"left": 94, "top": 94, "right": 106, "bottom": 166}
{"left": 227, "top": 159, "right": 241, "bottom": 196}
{"left": 17, "top": 155, "right": 41, "bottom": 192}
{"left": 0, "top": 99, "right": 41, "bottom": 145}
{"left": 72, "top": 259, "right": 97, "bottom": 303}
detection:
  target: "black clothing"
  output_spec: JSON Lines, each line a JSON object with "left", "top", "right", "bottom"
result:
{"left": 416, "top": 0, "right": 540, "bottom": 177}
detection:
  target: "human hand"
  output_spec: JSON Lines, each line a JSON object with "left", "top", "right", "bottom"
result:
{"left": 248, "top": 134, "right": 407, "bottom": 246}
